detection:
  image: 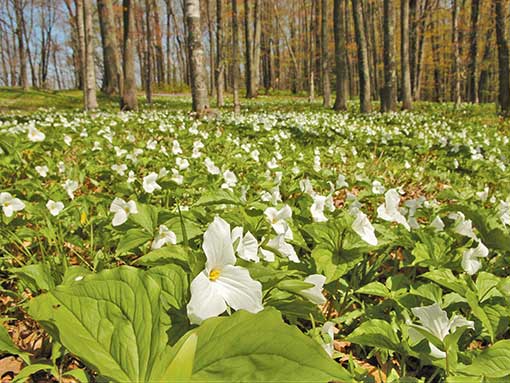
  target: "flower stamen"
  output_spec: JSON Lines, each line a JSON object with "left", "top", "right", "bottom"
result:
{"left": 209, "top": 268, "right": 221, "bottom": 281}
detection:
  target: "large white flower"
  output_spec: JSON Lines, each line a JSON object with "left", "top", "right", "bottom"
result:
{"left": 409, "top": 303, "right": 474, "bottom": 359}
{"left": 62, "top": 180, "right": 79, "bottom": 200}
{"left": 0, "top": 192, "right": 25, "bottom": 217}
{"left": 27, "top": 124, "right": 45, "bottom": 142}
{"left": 461, "top": 241, "right": 489, "bottom": 275}
{"left": 221, "top": 170, "right": 237, "bottom": 189}
{"left": 301, "top": 274, "right": 327, "bottom": 304}
{"left": 186, "top": 217, "right": 263, "bottom": 324}
{"left": 352, "top": 210, "right": 378, "bottom": 246}
{"left": 142, "top": 172, "right": 161, "bottom": 193}
{"left": 110, "top": 197, "right": 138, "bottom": 226}
{"left": 498, "top": 201, "right": 509, "bottom": 226}
{"left": 204, "top": 157, "right": 220, "bottom": 175}
{"left": 152, "top": 225, "right": 177, "bottom": 249}
{"left": 46, "top": 200, "right": 64, "bottom": 216}
{"left": 377, "top": 189, "right": 410, "bottom": 231}
{"left": 450, "top": 212, "right": 476, "bottom": 239}
{"left": 260, "top": 235, "right": 299, "bottom": 263}
{"left": 264, "top": 205, "right": 293, "bottom": 239}
{"left": 231, "top": 226, "right": 259, "bottom": 262}
{"left": 310, "top": 195, "right": 328, "bottom": 222}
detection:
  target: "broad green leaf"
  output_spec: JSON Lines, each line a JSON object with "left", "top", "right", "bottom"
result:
{"left": 135, "top": 245, "right": 189, "bottom": 267}
{"left": 12, "top": 363, "right": 53, "bottom": 383}
{"left": 10, "top": 263, "right": 56, "bottom": 292}
{"left": 28, "top": 266, "right": 185, "bottom": 382}
{"left": 421, "top": 269, "right": 467, "bottom": 295}
{"left": 160, "top": 333, "right": 197, "bottom": 381}
{"left": 356, "top": 282, "right": 390, "bottom": 297}
{"left": 194, "top": 189, "right": 242, "bottom": 206}
{"left": 0, "top": 326, "right": 31, "bottom": 364}
{"left": 191, "top": 309, "right": 353, "bottom": 382}
{"left": 116, "top": 228, "right": 153, "bottom": 254}
{"left": 130, "top": 203, "right": 159, "bottom": 232}
{"left": 457, "top": 340, "right": 510, "bottom": 378}
{"left": 346, "top": 319, "right": 401, "bottom": 352}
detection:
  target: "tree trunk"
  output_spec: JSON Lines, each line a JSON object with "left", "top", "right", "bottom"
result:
{"left": 121, "top": 0, "right": 138, "bottom": 111}
{"left": 14, "top": 0, "right": 28, "bottom": 90}
{"left": 206, "top": 0, "right": 215, "bottom": 95}
{"left": 309, "top": 1, "right": 316, "bottom": 102}
{"left": 97, "top": 0, "right": 121, "bottom": 95}
{"left": 152, "top": 0, "right": 164, "bottom": 86}
{"left": 333, "top": 0, "right": 348, "bottom": 111}
{"left": 185, "top": 0, "right": 209, "bottom": 114}
{"left": 467, "top": 0, "right": 480, "bottom": 103}
{"left": 83, "top": 0, "right": 97, "bottom": 108}
{"left": 495, "top": 0, "right": 510, "bottom": 114}
{"left": 321, "top": 0, "right": 331, "bottom": 107}
{"left": 252, "top": 0, "right": 261, "bottom": 97}
{"left": 215, "top": 0, "right": 225, "bottom": 106}
{"left": 165, "top": 0, "right": 172, "bottom": 85}
{"left": 243, "top": 0, "right": 254, "bottom": 98}
{"left": 352, "top": 0, "right": 371, "bottom": 113}
{"left": 452, "top": 0, "right": 461, "bottom": 104}
{"left": 231, "top": 0, "right": 241, "bottom": 113}
{"left": 381, "top": 0, "right": 396, "bottom": 112}
{"left": 400, "top": 0, "right": 412, "bottom": 110}
{"left": 478, "top": 26, "right": 494, "bottom": 103}
{"left": 145, "top": 0, "right": 152, "bottom": 104}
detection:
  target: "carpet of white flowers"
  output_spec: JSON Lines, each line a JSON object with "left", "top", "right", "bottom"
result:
{"left": 1, "top": 102, "right": 510, "bottom": 382}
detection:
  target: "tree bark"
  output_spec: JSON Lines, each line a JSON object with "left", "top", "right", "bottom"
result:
{"left": 495, "top": 0, "right": 510, "bottom": 114}
{"left": 83, "top": 0, "right": 97, "bottom": 108}
{"left": 478, "top": 26, "right": 494, "bottom": 103}
{"left": 321, "top": 0, "right": 331, "bottom": 107}
{"left": 231, "top": 0, "right": 241, "bottom": 113}
{"left": 14, "top": 0, "right": 28, "bottom": 90}
{"left": 381, "top": 0, "right": 396, "bottom": 112}
{"left": 352, "top": 0, "right": 371, "bottom": 113}
{"left": 400, "top": 0, "right": 412, "bottom": 110}
{"left": 452, "top": 0, "right": 461, "bottom": 105}
{"left": 97, "top": 0, "right": 121, "bottom": 95}
{"left": 215, "top": 0, "right": 225, "bottom": 106}
{"left": 121, "top": 0, "right": 138, "bottom": 111}
{"left": 467, "top": 0, "right": 480, "bottom": 103}
{"left": 252, "top": 0, "right": 261, "bottom": 97}
{"left": 185, "top": 0, "right": 209, "bottom": 114}
{"left": 333, "top": 0, "right": 348, "bottom": 111}
{"left": 145, "top": 0, "right": 153, "bottom": 104}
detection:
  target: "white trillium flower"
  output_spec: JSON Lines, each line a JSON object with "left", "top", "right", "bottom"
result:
{"left": 409, "top": 303, "right": 474, "bottom": 359}
{"left": 301, "top": 274, "right": 327, "bottom": 305}
{"left": 46, "top": 200, "right": 64, "bottom": 216}
{"left": 430, "top": 216, "right": 445, "bottom": 232}
{"left": 35, "top": 165, "right": 49, "bottom": 177}
{"left": 172, "top": 140, "right": 182, "bottom": 155}
{"left": 476, "top": 187, "right": 489, "bottom": 202}
{"left": 352, "top": 210, "right": 378, "bottom": 246}
{"left": 127, "top": 170, "right": 136, "bottom": 184}
{"left": 110, "top": 197, "right": 138, "bottom": 226}
{"left": 336, "top": 174, "right": 349, "bottom": 189}
{"left": 186, "top": 217, "right": 263, "bottom": 324}
{"left": 231, "top": 226, "right": 259, "bottom": 262}
{"left": 372, "top": 180, "right": 385, "bottom": 195}
{"left": 63, "top": 135, "right": 72, "bottom": 146}
{"left": 143, "top": 172, "right": 161, "bottom": 193}
{"left": 377, "top": 189, "right": 410, "bottom": 231}
{"left": 152, "top": 225, "right": 177, "bottom": 249}
{"left": 499, "top": 201, "right": 510, "bottom": 226}
{"left": 0, "top": 192, "right": 25, "bottom": 217}
{"left": 27, "top": 124, "right": 45, "bottom": 142}
{"left": 221, "top": 170, "right": 237, "bottom": 189}
{"left": 311, "top": 195, "right": 328, "bottom": 222}
{"left": 204, "top": 157, "right": 220, "bottom": 175}
{"left": 171, "top": 168, "right": 184, "bottom": 185}
{"left": 264, "top": 205, "right": 293, "bottom": 239}
{"left": 461, "top": 241, "right": 489, "bottom": 275}
{"left": 176, "top": 157, "right": 189, "bottom": 170}
{"left": 63, "top": 180, "right": 79, "bottom": 200}
{"left": 260, "top": 235, "right": 299, "bottom": 263}
{"left": 451, "top": 212, "right": 477, "bottom": 239}
{"left": 321, "top": 322, "right": 336, "bottom": 357}
{"left": 112, "top": 164, "right": 128, "bottom": 176}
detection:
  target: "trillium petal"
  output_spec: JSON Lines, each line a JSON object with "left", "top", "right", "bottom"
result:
{"left": 187, "top": 271, "right": 227, "bottom": 325}
{"left": 411, "top": 303, "right": 450, "bottom": 341}
{"left": 215, "top": 265, "right": 263, "bottom": 314}
{"left": 352, "top": 211, "right": 378, "bottom": 246}
{"left": 112, "top": 210, "right": 128, "bottom": 226}
{"left": 203, "top": 217, "right": 236, "bottom": 268}
{"left": 301, "top": 274, "right": 327, "bottom": 304}
{"left": 237, "top": 231, "right": 259, "bottom": 262}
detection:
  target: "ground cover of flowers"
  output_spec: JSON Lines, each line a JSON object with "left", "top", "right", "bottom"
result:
{"left": 1, "top": 101, "right": 510, "bottom": 382}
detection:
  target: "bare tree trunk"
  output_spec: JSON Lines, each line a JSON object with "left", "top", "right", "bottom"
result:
{"left": 400, "top": 0, "right": 412, "bottom": 110}
{"left": 97, "top": 0, "right": 121, "bottom": 95}
{"left": 431, "top": 9, "right": 442, "bottom": 102}
{"left": 185, "top": 0, "right": 209, "bottom": 114}
{"left": 14, "top": 0, "right": 28, "bottom": 90}
{"left": 76, "top": 0, "right": 88, "bottom": 106}
{"left": 321, "top": 0, "right": 331, "bottom": 107}
{"left": 121, "top": 0, "right": 138, "bottom": 110}
{"left": 467, "top": 0, "right": 480, "bottom": 103}
{"left": 215, "top": 0, "right": 225, "bottom": 106}
{"left": 495, "top": 0, "right": 510, "bottom": 115}
{"left": 243, "top": 0, "right": 254, "bottom": 98}
{"left": 381, "top": 0, "right": 396, "bottom": 112}
{"left": 309, "top": 1, "right": 315, "bottom": 102}
{"left": 252, "top": 0, "right": 261, "bottom": 97}
{"left": 352, "top": 0, "right": 371, "bottom": 113}
{"left": 452, "top": 0, "right": 461, "bottom": 105}
{"left": 478, "top": 26, "right": 494, "bottom": 103}
{"left": 165, "top": 0, "right": 172, "bottom": 85}
{"left": 232, "top": 0, "right": 241, "bottom": 113}
{"left": 145, "top": 0, "right": 152, "bottom": 104}
{"left": 83, "top": 0, "right": 97, "bottom": 108}
{"left": 152, "top": 0, "right": 164, "bottom": 86}
{"left": 206, "top": 0, "right": 215, "bottom": 95}
{"left": 333, "top": 0, "right": 348, "bottom": 111}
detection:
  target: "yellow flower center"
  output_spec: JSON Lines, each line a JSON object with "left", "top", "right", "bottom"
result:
{"left": 3, "top": 202, "right": 10, "bottom": 207}
{"left": 209, "top": 268, "right": 221, "bottom": 281}
{"left": 80, "top": 211, "right": 87, "bottom": 225}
